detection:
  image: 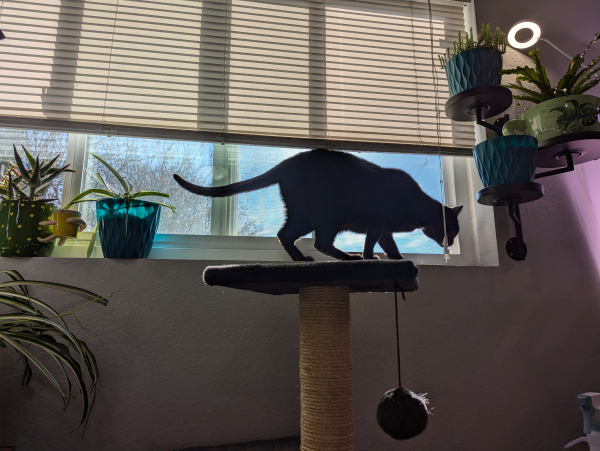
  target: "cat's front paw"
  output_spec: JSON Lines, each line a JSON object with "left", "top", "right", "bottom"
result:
{"left": 303, "top": 256, "right": 315, "bottom": 262}
{"left": 344, "top": 253, "right": 364, "bottom": 261}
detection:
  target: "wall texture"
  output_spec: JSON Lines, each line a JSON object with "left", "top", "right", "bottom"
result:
{"left": 2, "top": 158, "right": 600, "bottom": 451}
{"left": 3, "top": 1, "right": 600, "bottom": 450}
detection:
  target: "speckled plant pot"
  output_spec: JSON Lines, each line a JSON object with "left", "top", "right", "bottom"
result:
{"left": 445, "top": 47, "right": 503, "bottom": 96}
{"left": 472, "top": 135, "right": 538, "bottom": 187}
{"left": 502, "top": 95, "right": 600, "bottom": 142}
{"left": 0, "top": 200, "right": 56, "bottom": 257}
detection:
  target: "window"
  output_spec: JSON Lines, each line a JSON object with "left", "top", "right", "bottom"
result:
{"left": 61, "top": 133, "right": 450, "bottom": 257}
{"left": 0, "top": 127, "right": 495, "bottom": 265}
{"left": 0, "top": 1, "right": 499, "bottom": 265}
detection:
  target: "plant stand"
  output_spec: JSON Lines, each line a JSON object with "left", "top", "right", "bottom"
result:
{"left": 477, "top": 182, "right": 544, "bottom": 260}
{"left": 444, "top": 86, "right": 513, "bottom": 135}
{"left": 535, "top": 131, "right": 600, "bottom": 177}
{"left": 203, "top": 260, "right": 420, "bottom": 451}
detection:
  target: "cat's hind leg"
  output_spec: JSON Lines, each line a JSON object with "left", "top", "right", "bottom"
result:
{"left": 277, "top": 219, "right": 314, "bottom": 262}
{"left": 378, "top": 233, "right": 404, "bottom": 260}
{"left": 363, "top": 229, "right": 382, "bottom": 260}
{"left": 314, "top": 227, "right": 362, "bottom": 261}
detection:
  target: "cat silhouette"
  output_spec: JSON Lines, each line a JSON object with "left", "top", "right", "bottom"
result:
{"left": 174, "top": 148, "right": 462, "bottom": 261}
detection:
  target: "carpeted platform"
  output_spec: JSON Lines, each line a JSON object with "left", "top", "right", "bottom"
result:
{"left": 175, "top": 437, "right": 300, "bottom": 451}
{"left": 203, "top": 259, "right": 419, "bottom": 295}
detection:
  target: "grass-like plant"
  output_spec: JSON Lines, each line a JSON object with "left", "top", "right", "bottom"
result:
{"left": 439, "top": 23, "right": 507, "bottom": 69}
{"left": 499, "top": 33, "right": 600, "bottom": 105}
{"left": 0, "top": 144, "right": 76, "bottom": 201}
{"left": 63, "top": 153, "right": 175, "bottom": 256}
{"left": 0, "top": 269, "right": 110, "bottom": 432}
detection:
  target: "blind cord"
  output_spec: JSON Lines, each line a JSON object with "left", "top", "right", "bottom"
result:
{"left": 427, "top": 0, "right": 450, "bottom": 262}
{"left": 394, "top": 282, "right": 406, "bottom": 387}
{"left": 408, "top": 0, "right": 422, "bottom": 150}
{"left": 100, "top": 0, "right": 120, "bottom": 135}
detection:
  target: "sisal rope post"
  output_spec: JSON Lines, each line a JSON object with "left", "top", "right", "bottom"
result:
{"left": 299, "top": 286, "right": 354, "bottom": 451}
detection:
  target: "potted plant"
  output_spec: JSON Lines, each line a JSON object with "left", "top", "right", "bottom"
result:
{"left": 472, "top": 134, "right": 538, "bottom": 187}
{"left": 64, "top": 153, "right": 175, "bottom": 258}
{"left": 501, "top": 33, "right": 600, "bottom": 141}
{"left": 439, "top": 23, "right": 507, "bottom": 96}
{"left": 0, "top": 269, "right": 109, "bottom": 440}
{"left": 0, "top": 145, "right": 76, "bottom": 257}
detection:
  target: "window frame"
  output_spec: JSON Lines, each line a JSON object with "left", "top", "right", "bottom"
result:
{"left": 51, "top": 131, "right": 497, "bottom": 266}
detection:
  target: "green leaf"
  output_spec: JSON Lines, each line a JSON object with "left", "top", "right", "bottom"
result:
{"left": 14, "top": 348, "right": 33, "bottom": 386}
{"left": 10, "top": 179, "right": 28, "bottom": 198}
{"left": 0, "top": 281, "right": 107, "bottom": 304}
{"left": 40, "top": 155, "right": 61, "bottom": 176}
{"left": 131, "top": 191, "right": 170, "bottom": 199}
{"left": 13, "top": 144, "right": 31, "bottom": 182}
{"left": 64, "top": 188, "right": 115, "bottom": 210}
{"left": 39, "top": 164, "right": 72, "bottom": 187}
{"left": 21, "top": 144, "right": 36, "bottom": 168}
{"left": 90, "top": 153, "right": 130, "bottom": 194}
{"left": 502, "top": 83, "right": 548, "bottom": 102}
{"left": 87, "top": 223, "right": 99, "bottom": 258}
{"left": 95, "top": 173, "right": 118, "bottom": 196}
{"left": 3, "top": 331, "right": 91, "bottom": 426}
{"left": 149, "top": 201, "right": 176, "bottom": 214}
{"left": 0, "top": 332, "right": 68, "bottom": 401}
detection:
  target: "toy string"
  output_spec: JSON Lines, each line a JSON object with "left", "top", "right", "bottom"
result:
{"left": 394, "top": 282, "right": 405, "bottom": 388}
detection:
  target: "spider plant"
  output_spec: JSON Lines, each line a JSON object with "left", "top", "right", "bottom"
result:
{"left": 0, "top": 144, "right": 76, "bottom": 201}
{"left": 499, "top": 33, "right": 600, "bottom": 105}
{"left": 63, "top": 153, "right": 175, "bottom": 256}
{"left": 0, "top": 269, "right": 110, "bottom": 433}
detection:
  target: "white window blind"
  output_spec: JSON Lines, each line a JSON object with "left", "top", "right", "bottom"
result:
{"left": 0, "top": 0, "right": 474, "bottom": 154}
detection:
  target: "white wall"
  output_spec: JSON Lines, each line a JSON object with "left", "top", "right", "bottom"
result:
{"left": 2, "top": 157, "right": 600, "bottom": 451}
{"left": 4, "top": 5, "right": 600, "bottom": 451}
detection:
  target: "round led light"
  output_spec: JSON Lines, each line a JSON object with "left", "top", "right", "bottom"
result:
{"left": 508, "top": 21, "right": 541, "bottom": 49}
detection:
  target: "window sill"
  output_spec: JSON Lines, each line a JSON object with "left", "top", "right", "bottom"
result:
{"left": 47, "top": 233, "right": 495, "bottom": 267}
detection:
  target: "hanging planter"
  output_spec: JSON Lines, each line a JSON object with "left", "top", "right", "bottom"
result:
{"left": 439, "top": 24, "right": 507, "bottom": 97}
{"left": 472, "top": 135, "right": 538, "bottom": 187}
{"left": 502, "top": 95, "right": 600, "bottom": 141}
{"left": 96, "top": 198, "right": 161, "bottom": 258}
{"left": 500, "top": 34, "right": 600, "bottom": 142}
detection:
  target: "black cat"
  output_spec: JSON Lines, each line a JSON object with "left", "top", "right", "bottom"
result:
{"left": 173, "top": 148, "right": 462, "bottom": 261}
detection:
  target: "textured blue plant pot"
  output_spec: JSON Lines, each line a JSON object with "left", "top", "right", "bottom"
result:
{"left": 473, "top": 135, "right": 538, "bottom": 188}
{"left": 445, "top": 47, "right": 503, "bottom": 96}
{"left": 96, "top": 198, "right": 161, "bottom": 258}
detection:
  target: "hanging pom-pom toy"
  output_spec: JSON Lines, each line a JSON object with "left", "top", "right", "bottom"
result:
{"left": 377, "top": 283, "right": 431, "bottom": 440}
{"left": 377, "top": 387, "right": 429, "bottom": 440}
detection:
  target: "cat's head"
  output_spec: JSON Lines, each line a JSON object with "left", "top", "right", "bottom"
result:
{"left": 422, "top": 205, "right": 463, "bottom": 248}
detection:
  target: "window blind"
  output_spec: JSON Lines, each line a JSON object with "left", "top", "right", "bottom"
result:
{"left": 0, "top": 0, "right": 474, "bottom": 155}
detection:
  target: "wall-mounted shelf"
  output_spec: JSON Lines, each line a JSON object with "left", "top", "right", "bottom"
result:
{"left": 445, "top": 86, "right": 513, "bottom": 135}
{"left": 535, "top": 131, "right": 600, "bottom": 178}
{"left": 477, "top": 182, "right": 544, "bottom": 261}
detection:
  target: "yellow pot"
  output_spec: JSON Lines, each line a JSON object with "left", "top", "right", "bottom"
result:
{"left": 38, "top": 209, "right": 87, "bottom": 246}
{"left": 53, "top": 210, "right": 86, "bottom": 238}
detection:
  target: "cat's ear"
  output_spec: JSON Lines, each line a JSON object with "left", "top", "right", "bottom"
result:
{"left": 452, "top": 206, "right": 464, "bottom": 216}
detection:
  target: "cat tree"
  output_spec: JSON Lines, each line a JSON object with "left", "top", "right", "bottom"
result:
{"left": 203, "top": 260, "right": 420, "bottom": 451}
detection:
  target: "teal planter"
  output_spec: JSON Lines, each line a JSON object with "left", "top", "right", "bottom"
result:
{"left": 445, "top": 47, "right": 503, "bottom": 96}
{"left": 473, "top": 135, "right": 538, "bottom": 187}
{"left": 96, "top": 198, "right": 161, "bottom": 258}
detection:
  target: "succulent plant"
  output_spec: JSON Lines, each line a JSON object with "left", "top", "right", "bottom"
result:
{"left": 0, "top": 144, "right": 76, "bottom": 201}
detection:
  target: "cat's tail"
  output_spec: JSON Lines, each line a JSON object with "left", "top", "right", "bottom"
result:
{"left": 173, "top": 167, "right": 279, "bottom": 197}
